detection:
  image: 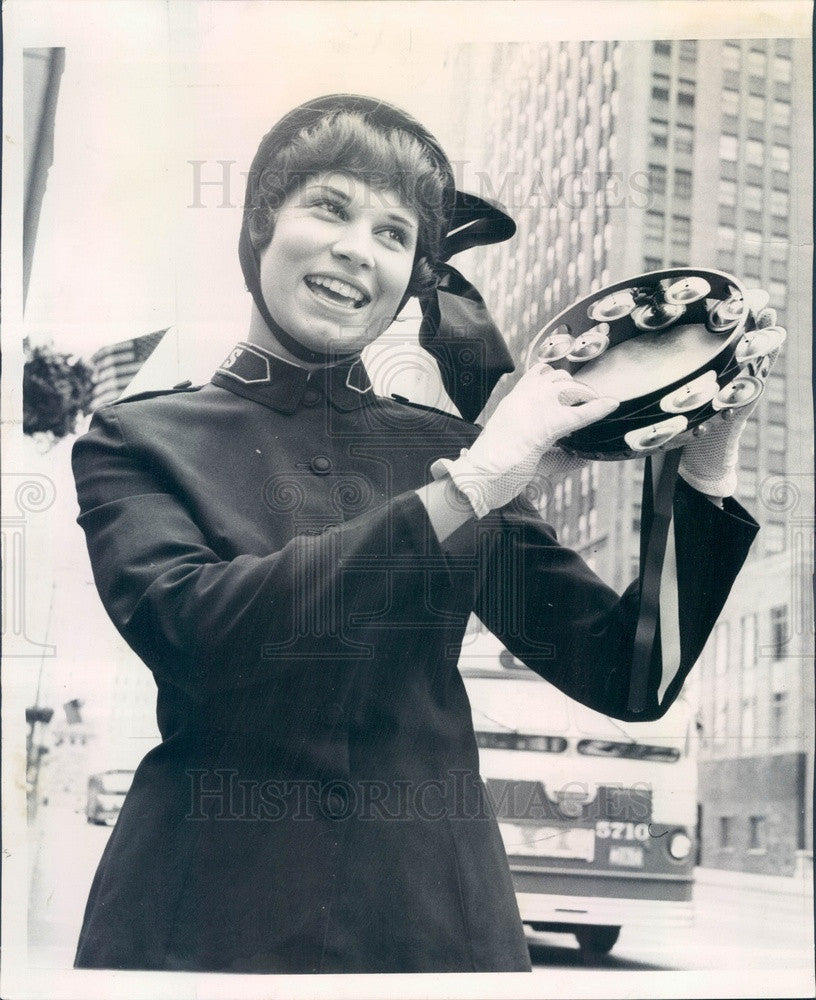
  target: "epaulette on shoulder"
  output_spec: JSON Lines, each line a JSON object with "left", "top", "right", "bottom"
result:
{"left": 110, "top": 381, "right": 202, "bottom": 406}
{"left": 388, "top": 393, "right": 478, "bottom": 426}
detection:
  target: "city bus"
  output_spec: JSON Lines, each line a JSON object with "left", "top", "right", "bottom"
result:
{"left": 458, "top": 624, "right": 697, "bottom": 956}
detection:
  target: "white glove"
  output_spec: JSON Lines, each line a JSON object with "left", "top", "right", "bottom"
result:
{"left": 679, "top": 308, "right": 783, "bottom": 498}
{"left": 431, "top": 363, "right": 618, "bottom": 517}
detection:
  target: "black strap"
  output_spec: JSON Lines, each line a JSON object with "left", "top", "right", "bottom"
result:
{"left": 418, "top": 263, "right": 515, "bottom": 422}
{"left": 627, "top": 449, "right": 682, "bottom": 714}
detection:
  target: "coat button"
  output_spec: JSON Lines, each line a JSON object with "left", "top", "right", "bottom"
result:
{"left": 302, "top": 387, "right": 322, "bottom": 406}
{"left": 310, "top": 455, "right": 332, "bottom": 475}
{"left": 323, "top": 786, "right": 350, "bottom": 818}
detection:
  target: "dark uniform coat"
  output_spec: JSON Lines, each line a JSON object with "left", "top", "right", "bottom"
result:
{"left": 72, "top": 340, "right": 758, "bottom": 973}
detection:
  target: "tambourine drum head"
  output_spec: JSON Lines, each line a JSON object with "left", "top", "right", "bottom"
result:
{"left": 570, "top": 323, "right": 724, "bottom": 403}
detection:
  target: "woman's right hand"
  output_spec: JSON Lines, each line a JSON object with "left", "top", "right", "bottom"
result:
{"left": 430, "top": 363, "right": 618, "bottom": 518}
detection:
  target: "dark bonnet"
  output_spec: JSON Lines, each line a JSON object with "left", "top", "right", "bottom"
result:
{"left": 239, "top": 94, "right": 517, "bottom": 421}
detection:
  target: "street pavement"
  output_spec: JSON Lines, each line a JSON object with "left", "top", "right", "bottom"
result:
{"left": 26, "top": 802, "right": 816, "bottom": 983}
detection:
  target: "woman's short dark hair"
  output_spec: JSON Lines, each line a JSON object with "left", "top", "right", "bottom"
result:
{"left": 247, "top": 111, "right": 448, "bottom": 297}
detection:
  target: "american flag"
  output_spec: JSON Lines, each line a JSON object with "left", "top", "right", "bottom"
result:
{"left": 89, "top": 330, "right": 167, "bottom": 410}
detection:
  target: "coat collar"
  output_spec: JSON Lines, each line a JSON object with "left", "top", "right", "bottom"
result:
{"left": 211, "top": 341, "right": 374, "bottom": 414}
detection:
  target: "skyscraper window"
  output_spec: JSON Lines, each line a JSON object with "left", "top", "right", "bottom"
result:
{"left": 671, "top": 214, "right": 691, "bottom": 247}
{"left": 745, "top": 139, "right": 765, "bottom": 166}
{"left": 740, "top": 614, "right": 758, "bottom": 753}
{"left": 771, "top": 690, "right": 788, "bottom": 742}
{"left": 748, "top": 50, "right": 768, "bottom": 75}
{"left": 744, "top": 185, "right": 763, "bottom": 212}
{"left": 767, "top": 423, "right": 787, "bottom": 452}
{"left": 766, "top": 372, "right": 785, "bottom": 404}
{"left": 769, "top": 605, "right": 789, "bottom": 659}
{"left": 714, "top": 621, "right": 729, "bottom": 675}
{"left": 717, "top": 224, "right": 736, "bottom": 249}
{"left": 674, "top": 169, "right": 692, "bottom": 199}
{"left": 722, "top": 44, "right": 741, "bottom": 71}
{"left": 773, "top": 55, "right": 793, "bottom": 82}
{"left": 766, "top": 523, "right": 787, "bottom": 556}
{"left": 679, "top": 39, "right": 697, "bottom": 61}
{"left": 650, "top": 117, "right": 669, "bottom": 148}
{"left": 772, "top": 99, "right": 792, "bottom": 127}
{"left": 771, "top": 144, "right": 791, "bottom": 171}
{"left": 743, "top": 254, "right": 761, "bottom": 279}
{"left": 719, "top": 178, "right": 737, "bottom": 206}
{"left": 769, "top": 280, "right": 787, "bottom": 306}
{"left": 651, "top": 72, "right": 670, "bottom": 102}
{"left": 722, "top": 89, "right": 740, "bottom": 116}
{"left": 743, "top": 229, "right": 763, "bottom": 254}
{"left": 644, "top": 210, "right": 665, "bottom": 242}
{"left": 770, "top": 189, "right": 790, "bottom": 216}
{"left": 741, "top": 468, "right": 758, "bottom": 501}
{"left": 747, "top": 94, "right": 766, "bottom": 120}
{"left": 649, "top": 163, "right": 667, "bottom": 195}
{"left": 675, "top": 123, "right": 693, "bottom": 154}
{"left": 719, "top": 134, "right": 739, "bottom": 161}
{"left": 748, "top": 815, "right": 767, "bottom": 849}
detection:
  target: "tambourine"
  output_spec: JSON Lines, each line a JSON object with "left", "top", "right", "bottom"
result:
{"left": 524, "top": 268, "right": 784, "bottom": 460}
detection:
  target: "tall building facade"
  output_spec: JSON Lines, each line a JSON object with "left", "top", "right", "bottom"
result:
{"left": 460, "top": 38, "right": 813, "bottom": 876}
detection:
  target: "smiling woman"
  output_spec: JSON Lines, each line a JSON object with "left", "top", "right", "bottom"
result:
{"left": 252, "top": 172, "right": 419, "bottom": 356}
{"left": 244, "top": 107, "right": 447, "bottom": 363}
{"left": 70, "top": 93, "right": 759, "bottom": 974}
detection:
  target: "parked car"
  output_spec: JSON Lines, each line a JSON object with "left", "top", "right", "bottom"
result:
{"left": 86, "top": 769, "right": 135, "bottom": 825}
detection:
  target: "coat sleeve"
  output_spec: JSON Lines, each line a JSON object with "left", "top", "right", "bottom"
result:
{"left": 72, "top": 405, "right": 442, "bottom": 698}
{"left": 445, "top": 477, "right": 758, "bottom": 722}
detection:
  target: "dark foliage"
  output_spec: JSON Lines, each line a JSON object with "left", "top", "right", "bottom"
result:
{"left": 23, "top": 340, "right": 94, "bottom": 439}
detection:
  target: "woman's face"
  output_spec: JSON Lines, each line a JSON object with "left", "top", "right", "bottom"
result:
{"left": 258, "top": 171, "right": 419, "bottom": 355}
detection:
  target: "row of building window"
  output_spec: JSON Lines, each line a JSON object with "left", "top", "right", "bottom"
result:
{"left": 705, "top": 607, "right": 791, "bottom": 754}
{"left": 648, "top": 164, "right": 692, "bottom": 200}
{"left": 722, "top": 89, "right": 792, "bottom": 126}
{"left": 650, "top": 117, "right": 693, "bottom": 154}
{"left": 644, "top": 210, "right": 691, "bottom": 246}
{"left": 713, "top": 607, "right": 789, "bottom": 675}
{"left": 719, "top": 134, "right": 791, "bottom": 171}
{"left": 651, "top": 72, "right": 695, "bottom": 107}
{"left": 719, "top": 179, "right": 790, "bottom": 216}
{"left": 709, "top": 689, "right": 789, "bottom": 755}
{"left": 653, "top": 39, "right": 698, "bottom": 61}
{"left": 718, "top": 814, "right": 768, "bottom": 851}
{"left": 722, "top": 44, "right": 792, "bottom": 82}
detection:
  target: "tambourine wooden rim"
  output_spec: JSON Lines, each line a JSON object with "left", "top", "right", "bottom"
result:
{"left": 524, "top": 268, "right": 775, "bottom": 460}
